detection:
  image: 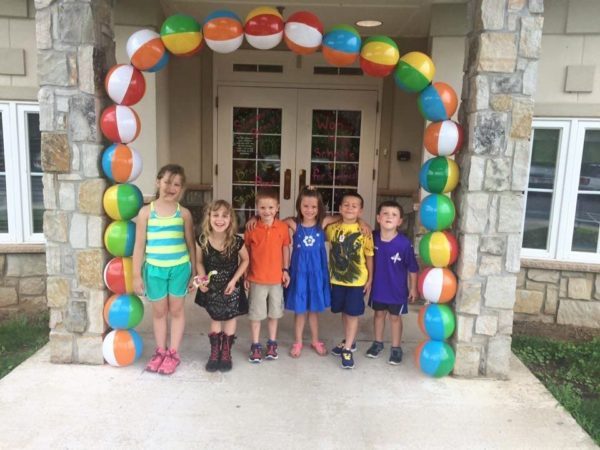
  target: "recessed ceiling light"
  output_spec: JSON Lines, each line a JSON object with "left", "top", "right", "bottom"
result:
{"left": 355, "top": 19, "right": 383, "bottom": 28}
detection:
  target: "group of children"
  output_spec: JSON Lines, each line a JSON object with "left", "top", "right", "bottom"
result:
{"left": 132, "top": 164, "right": 418, "bottom": 375}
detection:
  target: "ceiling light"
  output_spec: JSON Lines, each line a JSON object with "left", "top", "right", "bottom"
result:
{"left": 355, "top": 20, "right": 382, "bottom": 28}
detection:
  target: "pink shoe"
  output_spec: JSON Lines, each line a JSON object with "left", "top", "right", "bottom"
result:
{"left": 289, "top": 342, "right": 303, "bottom": 358}
{"left": 145, "top": 348, "right": 166, "bottom": 372}
{"left": 311, "top": 341, "right": 328, "bottom": 356}
{"left": 158, "top": 349, "right": 180, "bottom": 375}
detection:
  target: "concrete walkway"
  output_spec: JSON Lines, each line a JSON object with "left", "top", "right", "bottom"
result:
{"left": 0, "top": 307, "right": 595, "bottom": 449}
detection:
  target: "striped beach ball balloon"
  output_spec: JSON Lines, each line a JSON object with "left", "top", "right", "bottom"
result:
{"left": 418, "top": 304, "right": 456, "bottom": 340}
{"left": 393, "top": 51, "right": 435, "bottom": 93}
{"left": 160, "top": 14, "right": 203, "bottom": 57}
{"left": 104, "top": 64, "right": 146, "bottom": 106}
{"left": 103, "top": 294, "right": 144, "bottom": 330}
{"left": 419, "top": 231, "right": 459, "bottom": 267}
{"left": 103, "top": 184, "right": 143, "bottom": 221}
{"left": 420, "top": 194, "right": 456, "bottom": 231}
{"left": 203, "top": 10, "right": 244, "bottom": 54}
{"left": 244, "top": 6, "right": 284, "bottom": 50}
{"left": 101, "top": 144, "right": 143, "bottom": 183}
{"left": 414, "top": 340, "right": 455, "bottom": 378}
{"left": 322, "top": 25, "right": 361, "bottom": 67}
{"left": 418, "top": 267, "right": 457, "bottom": 304}
{"left": 359, "top": 36, "right": 399, "bottom": 77}
{"left": 103, "top": 329, "right": 144, "bottom": 367}
{"left": 126, "top": 29, "right": 170, "bottom": 72}
{"left": 418, "top": 82, "right": 458, "bottom": 122}
{"left": 100, "top": 105, "right": 141, "bottom": 144}
{"left": 103, "top": 257, "right": 134, "bottom": 294}
{"left": 104, "top": 220, "right": 136, "bottom": 257}
{"left": 423, "top": 120, "right": 464, "bottom": 156}
{"left": 284, "top": 11, "right": 323, "bottom": 55}
{"left": 419, "top": 157, "right": 460, "bottom": 194}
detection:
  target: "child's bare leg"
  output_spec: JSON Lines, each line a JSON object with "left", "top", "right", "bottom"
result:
{"left": 223, "top": 318, "right": 237, "bottom": 335}
{"left": 373, "top": 310, "right": 387, "bottom": 342}
{"left": 267, "top": 318, "right": 278, "bottom": 341}
{"left": 250, "top": 320, "right": 261, "bottom": 343}
{"left": 209, "top": 319, "right": 222, "bottom": 334}
{"left": 308, "top": 312, "right": 320, "bottom": 344}
{"left": 390, "top": 314, "right": 403, "bottom": 347}
{"left": 168, "top": 296, "right": 185, "bottom": 352}
{"left": 344, "top": 314, "right": 359, "bottom": 350}
{"left": 152, "top": 299, "right": 169, "bottom": 349}
{"left": 294, "top": 313, "right": 306, "bottom": 343}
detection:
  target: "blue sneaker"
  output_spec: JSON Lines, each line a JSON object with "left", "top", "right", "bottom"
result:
{"left": 366, "top": 341, "right": 384, "bottom": 358}
{"left": 341, "top": 349, "right": 355, "bottom": 369}
{"left": 330, "top": 340, "right": 357, "bottom": 356}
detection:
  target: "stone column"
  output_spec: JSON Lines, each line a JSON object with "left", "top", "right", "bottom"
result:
{"left": 453, "top": 0, "right": 543, "bottom": 378}
{"left": 36, "top": 0, "right": 115, "bottom": 363}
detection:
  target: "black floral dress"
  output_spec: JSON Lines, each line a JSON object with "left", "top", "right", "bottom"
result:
{"left": 194, "top": 234, "right": 248, "bottom": 321}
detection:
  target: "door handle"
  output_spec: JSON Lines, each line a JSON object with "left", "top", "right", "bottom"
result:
{"left": 284, "top": 169, "right": 291, "bottom": 200}
{"left": 299, "top": 169, "right": 306, "bottom": 191}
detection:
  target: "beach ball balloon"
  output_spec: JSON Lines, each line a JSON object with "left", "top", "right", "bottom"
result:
{"left": 420, "top": 194, "right": 455, "bottom": 231}
{"left": 100, "top": 105, "right": 141, "bottom": 144}
{"left": 103, "top": 329, "right": 144, "bottom": 367}
{"left": 419, "top": 157, "right": 459, "bottom": 194}
{"left": 418, "top": 304, "right": 456, "bottom": 341}
{"left": 203, "top": 10, "right": 244, "bottom": 54}
{"left": 104, "top": 220, "right": 136, "bottom": 257}
{"left": 103, "top": 294, "right": 144, "bottom": 330}
{"left": 160, "top": 14, "right": 203, "bottom": 56}
{"left": 104, "top": 257, "right": 134, "bottom": 294}
{"left": 418, "top": 267, "right": 457, "bottom": 304}
{"left": 419, "top": 231, "right": 459, "bottom": 268}
{"left": 101, "top": 144, "right": 143, "bottom": 183}
{"left": 104, "top": 64, "right": 146, "bottom": 106}
{"left": 322, "top": 25, "right": 361, "bottom": 67}
{"left": 244, "top": 6, "right": 284, "bottom": 50}
{"left": 394, "top": 51, "right": 435, "bottom": 93}
{"left": 284, "top": 11, "right": 323, "bottom": 55}
{"left": 418, "top": 82, "right": 458, "bottom": 122}
{"left": 414, "top": 340, "right": 455, "bottom": 378}
{"left": 103, "top": 183, "right": 143, "bottom": 221}
{"left": 424, "top": 120, "right": 464, "bottom": 156}
{"left": 126, "top": 29, "right": 170, "bottom": 72}
{"left": 360, "top": 36, "right": 399, "bottom": 77}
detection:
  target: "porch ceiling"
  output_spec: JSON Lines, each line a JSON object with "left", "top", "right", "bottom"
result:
{"left": 160, "top": 0, "right": 466, "bottom": 38}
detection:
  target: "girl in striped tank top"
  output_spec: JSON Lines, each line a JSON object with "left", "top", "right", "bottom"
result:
{"left": 133, "top": 164, "right": 196, "bottom": 375}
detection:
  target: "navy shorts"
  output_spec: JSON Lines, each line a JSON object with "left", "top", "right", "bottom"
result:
{"left": 369, "top": 299, "right": 408, "bottom": 316}
{"left": 331, "top": 285, "right": 365, "bottom": 316}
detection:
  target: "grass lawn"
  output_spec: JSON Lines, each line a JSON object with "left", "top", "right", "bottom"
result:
{"left": 512, "top": 335, "right": 600, "bottom": 445}
{"left": 0, "top": 312, "right": 49, "bottom": 380}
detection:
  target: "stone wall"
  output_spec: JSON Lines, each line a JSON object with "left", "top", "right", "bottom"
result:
{"left": 0, "top": 253, "right": 47, "bottom": 319}
{"left": 515, "top": 263, "right": 600, "bottom": 329}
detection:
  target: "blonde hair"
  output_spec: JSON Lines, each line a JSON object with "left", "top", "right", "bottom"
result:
{"left": 198, "top": 200, "right": 238, "bottom": 256}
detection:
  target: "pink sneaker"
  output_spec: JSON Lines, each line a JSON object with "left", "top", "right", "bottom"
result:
{"left": 145, "top": 348, "right": 166, "bottom": 373}
{"left": 158, "top": 349, "right": 181, "bottom": 375}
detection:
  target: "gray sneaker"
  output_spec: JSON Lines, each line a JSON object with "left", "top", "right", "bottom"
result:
{"left": 388, "top": 347, "right": 403, "bottom": 365}
{"left": 366, "top": 341, "right": 384, "bottom": 358}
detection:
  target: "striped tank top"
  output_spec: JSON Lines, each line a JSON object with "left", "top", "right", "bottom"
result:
{"left": 145, "top": 202, "right": 190, "bottom": 267}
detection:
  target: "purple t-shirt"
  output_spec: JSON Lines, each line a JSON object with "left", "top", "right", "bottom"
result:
{"left": 370, "top": 230, "right": 419, "bottom": 305}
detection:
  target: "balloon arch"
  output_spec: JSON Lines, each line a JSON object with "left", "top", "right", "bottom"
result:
{"left": 99, "top": 8, "right": 463, "bottom": 376}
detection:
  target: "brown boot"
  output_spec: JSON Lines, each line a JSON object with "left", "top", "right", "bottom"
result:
{"left": 219, "top": 334, "right": 236, "bottom": 372}
{"left": 205, "top": 332, "right": 221, "bottom": 372}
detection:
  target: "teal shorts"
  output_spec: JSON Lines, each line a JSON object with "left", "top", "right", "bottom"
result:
{"left": 143, "top": 261, "right": 192, "bottom": 302}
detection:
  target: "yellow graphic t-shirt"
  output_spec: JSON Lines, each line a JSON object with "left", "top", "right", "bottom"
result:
{"left": 326, "top": 222, "right": 374, "bottom": 287}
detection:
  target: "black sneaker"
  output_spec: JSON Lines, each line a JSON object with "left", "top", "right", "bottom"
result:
{"left": 265, "top": 340, "right": 278, "bottom": 360}
{"left": 366, "top": 341, "right": 384, "bottom": 358}
{"left": 341, "top": 349, "right": 355, "bottom": 369}
{"left": 388, "top": 347, "right": 403, "bottom": 365}
{"left": 330, "top": 340, "right": 357, "bottom": 356}
{"left": 248, "top": 343, "right": 262, "bottom": 363}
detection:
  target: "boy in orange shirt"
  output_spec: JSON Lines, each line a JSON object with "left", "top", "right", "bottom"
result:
{"left": 244, "top": 189, "right": 291, "bottom": 363}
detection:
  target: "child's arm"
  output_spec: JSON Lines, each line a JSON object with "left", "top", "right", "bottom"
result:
{"left": 283, "top": 216, "right": 297, "bottom": 232}
{"left": 408, "top": 272, "right": 418, "bottom": 303}
{"left": 132, "top": 206, "right": 149, "bottom": 296}
{"left": 322, "top": 215, "right": 371, "bottom": 236}
{"left": 282, "top": 244, "right": 290, "bottom": 288}
{"left": 364, "top": 255, "right": 373, "bottom": 297}
{"left": 195, "top": 243, "right": 208, "bottom": 293}
{"left": 225, "top": 245, "right": 250, "bottom": 295}
{"left": 181, "top": 207, "right": 197, "bottom": 288}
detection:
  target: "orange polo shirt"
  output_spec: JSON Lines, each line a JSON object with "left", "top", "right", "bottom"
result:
{"left": 244, "top": 219, "right": 290, "bottom": 284}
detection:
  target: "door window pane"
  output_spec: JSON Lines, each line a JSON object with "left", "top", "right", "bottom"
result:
{"left": 528, "top": 129, "right": 559, "bottom": 189}
{"left": 571, "top": 194, "right": 600, "bottom": 253}
{"left": 522, "top": 191, "right": 552, "bottom": 250}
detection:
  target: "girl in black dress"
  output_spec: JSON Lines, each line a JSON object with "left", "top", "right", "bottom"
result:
{"left": 195, "top": 200, "right": 249, "bottom": 372}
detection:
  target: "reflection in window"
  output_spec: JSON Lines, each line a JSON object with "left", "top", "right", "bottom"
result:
{"left": 522, "top": 192, "right": 552, "bottom": 250}
{"left": 0, "top": 113, "right": 6, "bottom": 232}
{"left": 28, "top": 113, "right": 43, "bottom": 234}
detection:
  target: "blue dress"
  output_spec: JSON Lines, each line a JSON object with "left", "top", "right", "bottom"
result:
{"left": 285, "top": 223, "right": 331, "bottom": 313}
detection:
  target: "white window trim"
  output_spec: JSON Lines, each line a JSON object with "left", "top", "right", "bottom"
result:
{"left": 522, "top": 118, "right": 600, "bottom": 264}
{"left": 0, "top": 101, "right": 43, "bottom": 244}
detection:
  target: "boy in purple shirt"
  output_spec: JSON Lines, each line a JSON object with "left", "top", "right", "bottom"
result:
{"left": 366, "top": 201, "right": 419, "bottom": 365}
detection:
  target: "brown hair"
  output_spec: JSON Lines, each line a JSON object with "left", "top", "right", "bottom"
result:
{"left": 377, "top": 200, "right": 404, "bottom": 217}
{"left": 295, "top": 186, "right": 325, "bottom": 226}
{"left": 341, "top": 191, "right": 364, "bottom": 209}
{"left": 154, "top": 164, "right": 186, "bottom": 199}
{"left": 255, "top": 188, "right": 279, "bottom": 204}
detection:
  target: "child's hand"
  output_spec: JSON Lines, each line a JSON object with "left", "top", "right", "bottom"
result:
{"left": 245, "top": 216, "right": 258, "bottom": 231}
{"left": 358, "top": 219, "right": 372, "bottom": 237}
{"left": 224, "top": 279, "right": 236, "bottom": 295}
{"left": 408, "top": 288, "right": 418, "bottom": 303}
{"left": 282, "top": 271, "right": 290, "bottom": 288}
{"left": 244, "top": 279, "right": 250, "bottom": 291}
{"left": 363, "top": 280, "right": 372, "bottom": 297}
{"left": 133, "top": 276, "right": 144, "bottom": 297}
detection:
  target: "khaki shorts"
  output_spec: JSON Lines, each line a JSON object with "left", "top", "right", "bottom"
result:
{"left": 248, "top": 282, "right": 284, "bottom": 321}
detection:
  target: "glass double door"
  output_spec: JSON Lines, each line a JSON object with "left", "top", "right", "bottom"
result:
{"left": 216, "top": 86, "right": 377, "bottom": 230}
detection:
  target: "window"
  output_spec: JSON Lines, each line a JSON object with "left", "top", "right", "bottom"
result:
{"left": 522, "top": 119, "right": 600, "bottom": 263}
{"left": 0, "top": 102, "right": 43, "bottom": 243}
